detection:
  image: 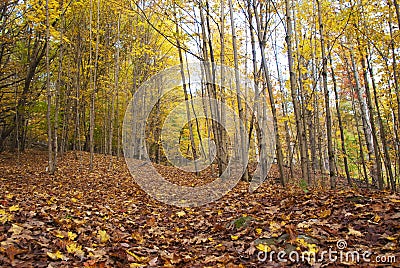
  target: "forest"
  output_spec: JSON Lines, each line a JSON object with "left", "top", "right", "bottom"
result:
{"left": 1, "top": 0, "right": 400, "bottom": 266}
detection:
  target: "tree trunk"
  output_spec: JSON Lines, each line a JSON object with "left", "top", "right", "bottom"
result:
{"left": 175, "top": 8, "right": 199, "bottom": 175}
{"left": 329, "top": 53, "right": 351, "bottom": 185}
{"left": 229, "top": 0, "right": 248, "bottom": 181}
{"left": 46, "top": 0, "right": 54, "bottom": 174}
{"left": 349, "top": 48, "right": 382, "bottom": 189}
{"left": 89, "top": 0, "right": 94, "bottom": 170}
{"left": 251, "top": 2, "right": 285, "bottom": 185}
{"left": 285, "top": 0, "right": 309, "bottom": 183}
{"left": 366, "top": 52, "right": 396, "bottom": 191}
{"left": 317, "top": 0, "right": 336, "bottom": 189}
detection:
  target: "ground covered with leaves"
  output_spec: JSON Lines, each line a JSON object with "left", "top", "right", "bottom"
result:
{"left": 0, "top": 150, "right": 399, "bottom": 267}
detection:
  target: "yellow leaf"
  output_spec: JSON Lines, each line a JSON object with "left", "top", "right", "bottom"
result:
{"left": 348, "top": 227, "right": 363, "bottom": 237}
{"left": 131, "top": 232, "right": 144, "bottom": 244}
{"left": 47, "top": 251, "right": 68, "bottom": 261}
{"left": 307, "top": 244, "right": 319, "bottom": 254}
{"left": 66, "top": 242, "right": 84, "bottom": 257}
{"left": 126, "top": 250, "right": 148, "bottom": 263}
{"left": 68, "top": 232, "right": 77, "bottom": 240}
{"left": 256, "top": 243, "right": 271, "bottom": 252}
{"left": 296, "top": 238, "right": 308, "bottom": 247}
{"left": 373, "top": 215, "right": 381, "bottom": 223}
{"left": 319, "top": 209, "right": 331, "bottom": 218}
{"left": 54, "top": 231, "right": 65, "bottom": 239}
{"left": 98, "top": 230, "right": 110, "bottom": 243}
{"left": 130, "top": 264, "right": 145, "bottom": 268}
{"left": 9, "top": 224, "right": 23, "bottom": 235}
{"left": 9, "top": 205, "right": 20, "bottom": 212}
{"left": 0, "top": 213, "right": 13, "bottom": 224}
{"left": 230, "top": 235, "right": 239, "bottom": 241}
{"left": 383, "top": 235, "right": 397, "bottom": 241}
{"left": 6, "top": 194, "right": 14, "bottom": 199}
{"left": 269, "top": 221, "right": 281, "bottom": 233}
{"left": 255, "top": 228, "right": 262, "bottom": 235}
{"left": 176, "top": 211, "right": 186, "bottom": 217}
{"left": 0, "top": 209, "right": 6, "bottom": 215}
{"left": 71, "top": 197, "right": 78, "bottom": 203}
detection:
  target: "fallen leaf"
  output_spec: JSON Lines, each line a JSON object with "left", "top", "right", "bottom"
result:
{"left": 348, "top": 227, "right": 363, "bottom": 237}
{"left": 176, "top": 211, "right": 186, "bottom": 217}
{"left": 255, "top": 243, "right": 271, "bottom": 252}
{"left": 66, "top": 242, "right": 85, "bottom": 258}
{"left": 8, "top": 224, "right": 23, "bottom": 235}
{"left": 8, "top": 205, "right": 20, "bottom": 212}
{"left": 230, "top": 235, "right": 239, "bottom": 241}
{"left": 98, "top": 230, "right": 110, "bottom": 243}
{"left": 47, "top": 251, "right": 68, "bottom": 261}
{"left": 68, "top": 231, "right": 77, "bottom": 240}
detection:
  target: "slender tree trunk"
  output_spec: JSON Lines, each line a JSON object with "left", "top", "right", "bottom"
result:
{"left": 349, "top": 48, "right": 382, "bottom": 189}
{"left": 45, "top": 0, "right": 54, "bottom": 174}
{"left": 175, "top": 8, "right": 199, "bottom": 174}
{"left": 309, "top": 0, "right": 318, "bottom": 173}
{"left": 89, "top": 0, "right": 94, "bottom": 170}
{"left": 329, "top": 53, "right": 351, "bottom": 185}
{"left": 53, "top": 0, "right": 64, "bottom": 170}
{"left": 388, "top": 5, "right": 400, "bottom": 188}
{"left": 219, "top": 0, "right": 228, "bottom": 174}
{"left": 199, "top": 1, "right": 226, "bottom": 176}
{"left": 251, "top": 2, "right": 285, "bottom": 185}
{"left": 285, "top": 0, "right": 309, "bottom": 183}
{"left": 273, "top": 30, "right": 293, "bottom": 178}
{"left": 366, "top": 52, "right": 396, "bottom": 191}
{"left": 292, "top": 0, "right": 313, "bottom": 183}
{"left": 109, "top": 15, "right": 121, "bottom": 168}
{"left": 229, "top": 0, "right": 248, "bottom": 181}
{"left": 360, "top": 53, "right": 384, "bottom": 189}
{"left": 317, "top": 0, "right": 336, "bottom": 189}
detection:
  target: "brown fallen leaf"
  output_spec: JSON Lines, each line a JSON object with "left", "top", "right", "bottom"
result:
{"left": 6, "top": 245, "right": 26, "bottom": 263}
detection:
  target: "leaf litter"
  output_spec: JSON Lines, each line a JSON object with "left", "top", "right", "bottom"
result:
{"left": 0, "top": 150, "right": 399, "bottom": 267}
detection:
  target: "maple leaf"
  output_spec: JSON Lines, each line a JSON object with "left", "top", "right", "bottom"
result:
{"left": 230, "top": 235, "right": 239, "bottom": 240}
{"left": 318, "top": 208, "right": 331, "bottom": 218}
{"left": 255, "top": 243, "right": 271, "bottom": 252}
{"left": 68, "top": 231, "right": 78, "bottom": 240}
{"left": 47, "top": 251, "right": 69, "bottom": 261}
{"left": 131, "top": 231, "right": 144, "bottom": 244}
{"left": 130, "top": 263, "right": 146, "bottom": 267}
{"left": 8, "top": 224, "right": 23, "bottom": 235}
{"left": 176, "top": 211, "right": 186, "bottom": 217}
{"left": 53, "top": 231, "right": 65, "bottom": 239}
{"left": 97, "top": 230, "right": 110, "bottom": 243}
{"left": 0, "top": 210, "right": 13, "bottom": 224}
{"left": 66, "top": 242, "right": 85, "bottom": 258}
{"left": 8, "top": 205, "right": 20, "bottom": 212}
{"left": 348, "top": 227, "right": 363, "bottom": 237}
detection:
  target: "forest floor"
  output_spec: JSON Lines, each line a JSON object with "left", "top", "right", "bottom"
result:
{"left": 0, "top": 150, "right": 399, "bottom": 267}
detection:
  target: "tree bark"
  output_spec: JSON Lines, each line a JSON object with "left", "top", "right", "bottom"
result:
{"left": 285, "top": 0, "right": 309, "bottom": 183}
{"left": 317, "top": 0, "right": 336, "bottom": 189}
